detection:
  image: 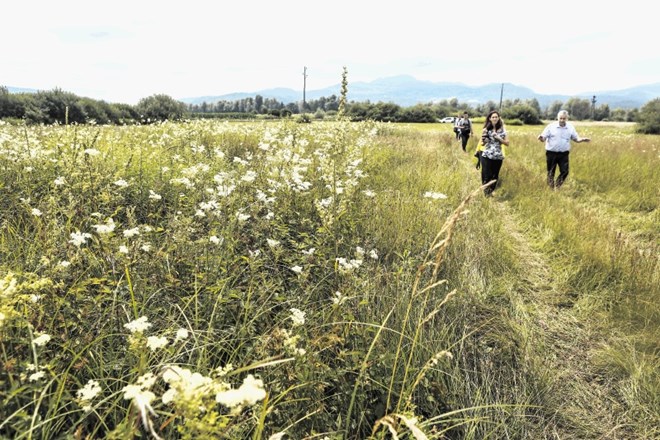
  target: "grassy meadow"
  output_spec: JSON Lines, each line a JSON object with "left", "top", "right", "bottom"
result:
{"left": 0, "top": 118, "right": 658, "bottom": 439}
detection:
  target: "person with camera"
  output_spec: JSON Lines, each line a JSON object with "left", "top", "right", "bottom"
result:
{"left": 474, "top": 110, "right": 509, "bottom": 196}
{"left": 537, "top": 110, "right": 591, "bottom": 189}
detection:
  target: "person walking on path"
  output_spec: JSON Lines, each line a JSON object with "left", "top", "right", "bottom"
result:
{"left": 474, "top": 110, "right": 509, "bottom": 196}
{"left": 453, "top": 113, "right": 462, "bottom": 140}
{"left": 537, "top": 110, "right": 591, "bottom": 189}
{"left": 456, "top": 111, "right": 474, "bottom": 152}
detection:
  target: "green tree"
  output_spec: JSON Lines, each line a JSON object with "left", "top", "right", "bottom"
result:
{"left": 502, "top": 104, "right": 542, "bottom": 125}
{"left": 399, "top": 104, "right": 436, "bottom": 123}
{"left": 565, "top": 97, "right": 592, "bottom": 120}
{"left": 635, "top": 98, "right": 660, "bottom": 134}
{"left": 595, "top": 104, "right": 610, "bottom": 121}
{"left": 0, "top": 87, "right": 28, "bottom": 119}
{"left": 135, "top": 94, "right": 188, "bottom": 122}
{"left": 528, "top": 98, "right": 542, "bottom": 116}
{"left": 367, "top": 102, "right": 401, "bottom": 122}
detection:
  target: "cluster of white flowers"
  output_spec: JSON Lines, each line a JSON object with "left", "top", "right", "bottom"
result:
{"left": 161, "top": 365, "right": 214, "bottom": 405}
{"left": 32, "top": 333, "right": 51, "bottom": 347}
{"left": 93, "top": 217, "right": 116, "bottom": 235}
{"left": 69, "top": 231, "right": 92, "bottom": 247}
{"left": 124, "top": 316, "right": 152, "bottom": 333}
{"left": 122, "top": 373, "right": 161, "bottom": 440}
{"left": 336, "top": 257, "right": 363, "bottom": 273}
{"left": 215, "top": 374, "right": 267, "bottom": 410}
{"left": 76, "top": 379, "right": 102, "bottom": 411}
{"left": 289, "top": 308, "right": 306, "bottom": 327}
{"left": 123, "top": 227, "right": 140, "bottom": 238}
{"left": 146, "top": 336, "right": 169, "bottom": 351}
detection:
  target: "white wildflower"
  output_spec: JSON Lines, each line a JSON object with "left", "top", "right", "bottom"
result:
{"left": 113, "top": 179, "right": 129, "bottom": 188}
{"left": 93, "top": 218, "right": 116, "bottom": 234}
{"left": 31, "top": 208, "right": 43, "bottom": 217}
{"left": 54, "top": 176, "right": 66, "bottom": 186}
{"left": 77, "top": 380, "right": 102, "bottom": 411}
{"left": 123, "top": 227, "right": 140, "bottom": 238}
{"left": 161, "top": 365, "right": 213, "bottom": 405}
{"left": 174, "top": 328, "right": 189, "bottom": 342}
{"left": 124, "top": 316, "right": 152, "bottom": 333}
{"left": 146, "top": 336, "right": 169, "bottom": 351}
{"left": 122, "top": 380, "right": 160, "bottom": 440}
{"left": 69, "top": 231, "right": 92, "bottom": 247}
{"left": 289, "top": 308, "right": 305, "bottom": 327}
{"left": 32, "top": 333, "right": 51, "bottom": 347}
{"left": 290, "top": 265, "right": 303, "bottom": 274}
{"left": 84, "top": 148, "right": 101, "bottom": 156}
{"left": 267, "top": 239, "right": 280, "bottom": 248}
{"left": 29, "top": 370, "right": 46, "bottom": 382}
{"left": 119, "top": 245, "right": 129, "bottom": 254}
{"left": 241, "top": 170, "right": 257, "bottom": 182}
{"left": 148, "top": 190, "right": 162, "bottom": 200}
{"left": 215, "top": 374, "right": 266, "bottom": 409}
{"left": 236, "top": 212, "right": 250, "bottom": 222}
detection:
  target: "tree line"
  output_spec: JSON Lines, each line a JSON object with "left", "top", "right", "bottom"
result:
{"left": 3, "top": 85, "right": 658, "bottom": 133}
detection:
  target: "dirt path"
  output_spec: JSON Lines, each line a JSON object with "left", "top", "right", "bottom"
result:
{"left": 493, "top": 199, "right": 633, "bottom": 440}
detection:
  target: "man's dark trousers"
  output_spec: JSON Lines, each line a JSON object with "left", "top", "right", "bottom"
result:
{"left": 546, "top": 150, "right": 569, "bottom": 188}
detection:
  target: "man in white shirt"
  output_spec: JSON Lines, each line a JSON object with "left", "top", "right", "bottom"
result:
{"left": 537, "top": 110, "right": 591, "bottom": 189}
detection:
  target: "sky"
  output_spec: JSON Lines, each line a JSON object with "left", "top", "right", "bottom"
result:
{"left": 3, "top": 0, "right": 658, "bottom": 105}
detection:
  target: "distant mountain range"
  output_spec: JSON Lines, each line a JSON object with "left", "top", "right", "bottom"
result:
{"left": 180, "top": 75, "right": 660, "bottom": 110}
{"left": 7, "top": 76, "right": 659, "bottom": 109}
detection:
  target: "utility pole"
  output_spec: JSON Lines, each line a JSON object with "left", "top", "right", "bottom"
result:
{"left": 591, "top": 95, "right": 597, "bottom": 120}
{"left": 302, "top": 66, "right": 307, "bottom": 112}
{"left": 498, "top": 83, "right": 504, "bottom": 110}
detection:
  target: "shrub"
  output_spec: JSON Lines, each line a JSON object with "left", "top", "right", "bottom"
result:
{"left": 636, "top": 98, "right": 660, "bottom": 134}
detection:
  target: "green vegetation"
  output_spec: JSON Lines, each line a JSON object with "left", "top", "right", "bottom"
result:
{"left": 0, "top": 119, "right": 657, "bottom": 439}
{"left": 3, "top": 84, "right": 653, "bottom": 126}
{"left": 636, "top": 98, "right": 660, "bottom": 134}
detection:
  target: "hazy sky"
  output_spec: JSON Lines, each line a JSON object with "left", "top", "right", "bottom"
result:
{"left": 3, "top": 0, "right": 657, "bottom": 105}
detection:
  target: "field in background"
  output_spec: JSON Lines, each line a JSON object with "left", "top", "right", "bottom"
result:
{"left": 1, "top": 119, "right": 657, "bottom": 439}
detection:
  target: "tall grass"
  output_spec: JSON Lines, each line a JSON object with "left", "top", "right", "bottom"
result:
{"left": 0, "top": 119, "right": 657, "bottom": 439}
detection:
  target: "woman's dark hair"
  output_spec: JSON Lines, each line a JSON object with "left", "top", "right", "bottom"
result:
{"left": 483, "top": 110, "right": 503, "bottom": 131}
